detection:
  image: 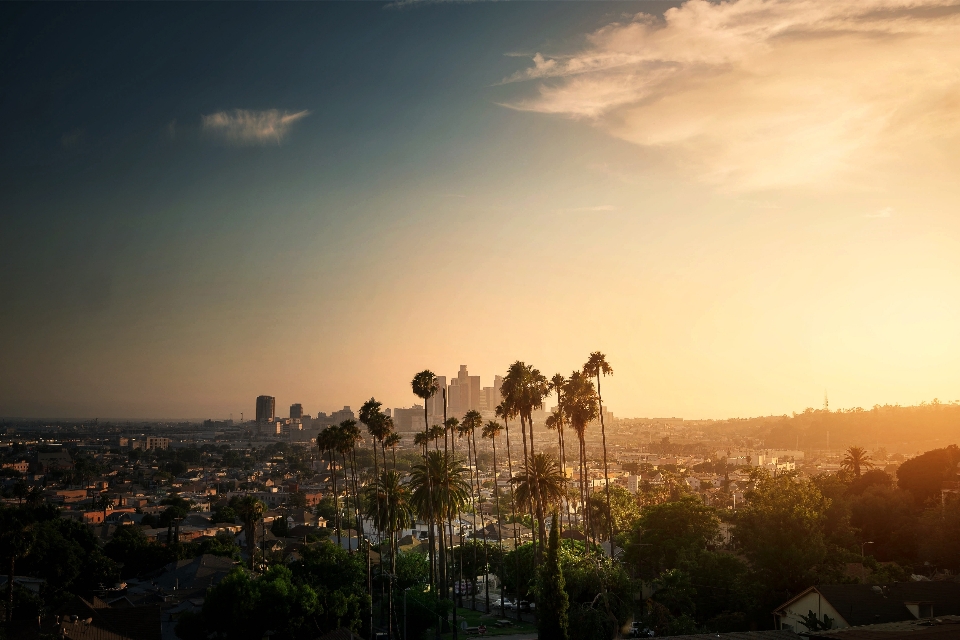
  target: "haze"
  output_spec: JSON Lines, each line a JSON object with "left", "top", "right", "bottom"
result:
{"left": 2, "top": 0, "right": 960, "bottom": 420}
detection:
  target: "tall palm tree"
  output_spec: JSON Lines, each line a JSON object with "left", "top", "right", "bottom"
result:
{"left": 511, "top": 453, "right": 568, "bottom": 515}
{"left": 337, "top": 420, "right": 364, "bottom": 552}
{"left": 584, "top": 352, "right": 614, "bottom": 545}
{"left": 500, "top": 362, "right": 551, "bottom": 550}
{"left": 459, "top": 409, "right": 483, "bottom": 610}
{"left": 364, "top": 469, "right": 412, "bottom": 639}
{"left": 429, "top": 424, "right": 446, "bottom": 451}
{"left": 414, "top": 431, "right": 430, "bottom": 455}
{"left": 384, "top": 432, "right": 401, "bottom": 470}
{"left": 235, "top": 494, "right": 265, "bottom": 570}
{"left": 482, "top": 419, "right": 507, "bottom": 617}
{"left": 549, "top": 373, "right": 571, "bottom": 529}
{"left": 564, "top": 371, "right": 598, "bottom": 537}
{"left": 496, "top": 402, "right": 522, "bottom": 622}
{"left": 410, "top": 451, "right": 471, "bottom": 607}
{"left": 842, "top": 446, "right": 874, "bottom": 478}
{"left": 412, "top": 370, "right": 440, "bottom": 591}
{"left": 318, "top": 426, "right": 343, "bottom": 547}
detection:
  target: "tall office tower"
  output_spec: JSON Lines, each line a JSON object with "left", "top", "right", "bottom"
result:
{"left": 256, "top": 395, "right": 276, "bottom": 423}
{"left": 493, "top": 375, "right": 503, "bottom": 408}
{"left": 290, "top": 403, "right": 303, "bottom": 420}
{"left": 426, "top": 376, "right": 447, "bottom": 419}
{"left": 448, "top": 365, "right": 482, "bottom": 415}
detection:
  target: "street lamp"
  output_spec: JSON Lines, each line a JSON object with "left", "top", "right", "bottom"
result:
{"left": 861, "top": 541, "right": 874, "bottom": 558}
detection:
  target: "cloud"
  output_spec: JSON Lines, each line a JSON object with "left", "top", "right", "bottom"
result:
{"left": 864, "top": 207, "right": 894, "bottom": 218}
{"left": 201, "top": 109, "right": 310, "bottom": 145}
{"left": 502, "top": 0, "right": 960, "bottom": 190}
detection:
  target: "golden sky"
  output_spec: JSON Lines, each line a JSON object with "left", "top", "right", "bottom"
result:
{"left": 2, "top": 0, "right": 959, "bottom": 419}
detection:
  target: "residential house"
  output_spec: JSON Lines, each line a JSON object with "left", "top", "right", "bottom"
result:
{"left": 773, "top": 583, "right": 960, "bottom": 632}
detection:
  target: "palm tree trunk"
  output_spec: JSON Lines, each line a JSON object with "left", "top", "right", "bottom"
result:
{"left": 341, "top": 453, "right": 352, "bottom": 552}
{"left": 503, "top": 417, "right": 522, "bottom": 623}
{"left": 466, "top": 431, "right": 478, "bottom": 611}
{"left": 526, "top": 412, "right": 547, "bottom": 549}
{"left": 578, "top": 435, "right": 587, "bottom": 539}
{"left": 518, "top": 415, "right": 534, "bottom": 550}
{"left": 596, "top": 377, "right": 614, "bottom": 547}
{"left": 331, "top": 450, "right": 342, "bottom": 549}
{"left": 475, "top": 429, "right": 489, "bottom": 614}
{"left": 423, "top": 404, "right": 436, "bottom": 593}
{"left": 490, "top": 431, "right": 506, "bottom": 618}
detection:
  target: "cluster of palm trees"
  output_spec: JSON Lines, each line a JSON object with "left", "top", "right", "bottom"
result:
{"left": 304, "top": 353, "right": 616, "bottom": 639}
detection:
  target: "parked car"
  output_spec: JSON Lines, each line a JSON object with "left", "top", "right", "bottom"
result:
{"left": 494, "top": 598, "right": 516, "bottom": 610}
{"left": 518, "top": 600, "right": 533, "bottom": 612}
{"left": 629, "top": 621, "right": 654, "bottom": 637}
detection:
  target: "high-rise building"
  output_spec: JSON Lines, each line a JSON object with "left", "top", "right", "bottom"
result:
{"left": 447, "top": 365, "right": 481, "bottom": 416}
{"left": 290, "top": 403, "right": 303, "bottom": 420}
{"left": 426, "top": 376, "right": 446, "bottom": 420}
{"left": 256, "top": 395, "right": 276, "bottom": 423}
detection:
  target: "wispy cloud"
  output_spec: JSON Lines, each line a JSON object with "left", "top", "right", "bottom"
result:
{"left": 201, "top": 109, "right": 310, "bottom": 145}
{"left": 865, "top": 207, "right": 894, "bottom": 218}
{"left": 502, "top": 0, "right": 960, "bottom": 191}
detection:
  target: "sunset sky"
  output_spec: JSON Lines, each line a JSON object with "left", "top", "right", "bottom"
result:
{"left": 2, "top": 0, "right": 960, "bottom": 420}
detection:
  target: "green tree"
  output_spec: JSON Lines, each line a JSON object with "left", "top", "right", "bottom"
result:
{"left": 624, "top": 495, "right": 720, "bottom": 576}
{"left": 587, "top": 485, "right": 641, "bottom": 546}
{"left": 734, "top": 472, "right": 835, "bottom": 599}
{"left": 897, "top": 444, "right": 960, "bottom": 505}
{"left": 537, "top": 512, "right": 570, "bottom": 640}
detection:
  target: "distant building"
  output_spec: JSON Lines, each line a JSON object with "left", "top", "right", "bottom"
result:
{"left": 146, "top": 437, "right": 170, "bottom": 450}
{"left": 448, "top": 365, "right": 482, "bottom": 416}
{"left": 393, "top": 405, "right": 427, "bottom": 433}
{"left": 290, "top": 403, "right": 303, "bottom": 420}
{"left": 256, "top": 395, "right": 276, "bottom": 423}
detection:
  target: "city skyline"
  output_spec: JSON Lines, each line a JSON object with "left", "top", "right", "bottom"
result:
{"left": 3, "top": 1, "right": 960, "bottom": 420}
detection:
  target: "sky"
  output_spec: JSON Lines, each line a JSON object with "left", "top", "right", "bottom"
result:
{"left": 2, "top": 0, "right": 960, "bottom": 421}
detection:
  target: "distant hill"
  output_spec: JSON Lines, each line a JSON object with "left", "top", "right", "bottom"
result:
{"left": 711, "top": 401, "right": 960, "bottom": 453}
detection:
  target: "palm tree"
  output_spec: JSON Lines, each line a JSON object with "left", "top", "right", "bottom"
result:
{"left": 235, "top": 494, "right": 265, "bottom": 570}
{"left": 335, "top": 420, "right": 364, "bottom": 552}
{"left": 511, "top": 453, "right": 568, "bottom": 515}
{"left": 318, "top": 426, "right": 343, "bottom": 547}
{"left": 360, "top": 400, "right": 391, "bottom": 539}
{"left": 549, "top": 373, "right": 570, "bottom": 528}
{"left": 414, "top": 431, "right": 431, "bottom": 455}
{"left": 410, "top": 451, "right": 471, "bottom": 606}
{"left": 500, "top": 362, "right": 551, "bottom": 550}
{"left": 584, "top": 352, "right": 614, "bottom": 545}
{"left": 842, "top": 446, "right": 874, "bottom": 478}
{"left": 364, "top": 469, "right": 412, "bottom": 638}
{"left": 429, "top": 424, "right": 446, "bottom": 451}
{"left": 496, "top": 402, "right": 522, "bottom": 622}
{"left": 411, "top": 370, "right": 440, "bottom": 591}
{"left": 384, "top": 432, "right": 401, "bottom": 470}
{"left": 482, "top": 419, "right": 507, "bottom": 617}
{"left": 564, "top": 371, "right": 598, "bottom": 537}
{"left": 459, "top": 409, "right": 483, "bottom": 609}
